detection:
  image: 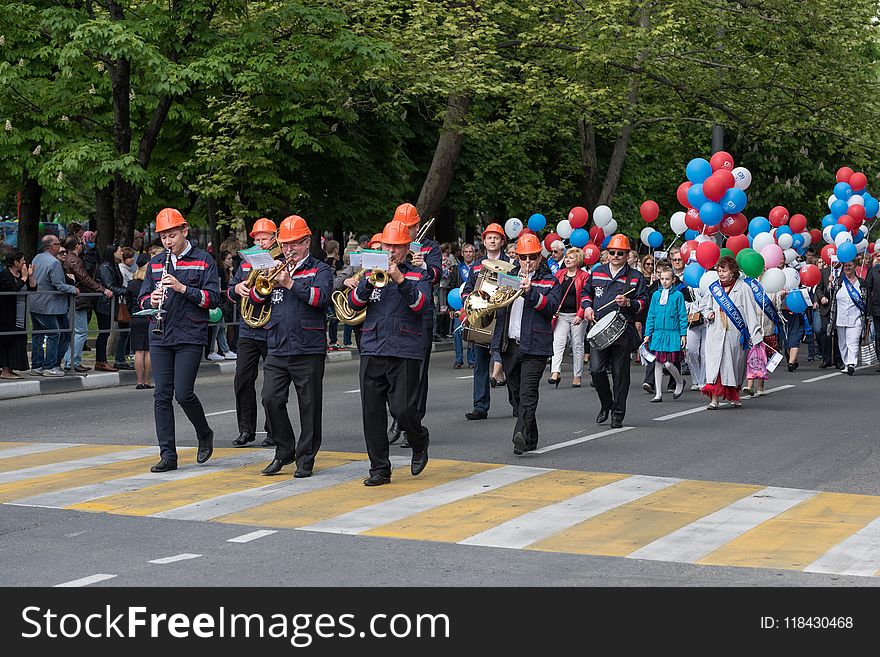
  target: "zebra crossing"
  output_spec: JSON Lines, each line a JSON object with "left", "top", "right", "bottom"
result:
{"left": 2, "top": 441, "right": 880, "bottom": 578}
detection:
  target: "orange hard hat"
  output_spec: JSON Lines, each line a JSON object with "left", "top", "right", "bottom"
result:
{"left": 277, "top": 215, "right": 311, "bottom": 242}
{"left": 249, "top": 218, "right": 277, "bottom": 237}
{"left": 516, "top": 233, "right": 542, "bottom": 255}
{"left": 482, "top": 223, "right": 505, "bottom": 240}
{"left": 380, "top": 220, "right": 412, "bottom": 246}
{"left": 155, "top": 208, "right": 186, "bottom": 233}
{"left": 369, "top": 233, "right": 383, "bottom": 247}
{"left": 394, "top": 202, "right": 420, "bottom": 227}
{"left": 606, "top": 234, "right": 631, "bottom": 251}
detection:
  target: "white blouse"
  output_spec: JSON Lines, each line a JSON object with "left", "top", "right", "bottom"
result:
{"left": 835, "top": 279, "right": 864, "bottom": 328}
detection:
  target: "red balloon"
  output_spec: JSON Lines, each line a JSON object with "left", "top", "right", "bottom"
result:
{"left": 848, "top": 204, "right": 866, "bottom": 223}
{"left": 870, "top": 242, "right": 876, "bottom": 254}
{"left": 640, "top": 200, "right": 660, "bottom": 223}
{"left": 589, "top": 226, "right": 605, "bottom": 245}
{"left": 714, "top": 169, "right": 735, "bottom": 190}
{"left": 809, "top": 228, "right": 823, "bottom": 245}
{"left": 696, "top": 241, "right": 721, "bottom": 269}
{"left": 720, "top": 212, "right": 747, "bottom": 237}
{"left": 850, "top": 172, "right": 868, "bottom": 192}
{"left": 703, "top": 222, "right": 721, "bottom": 236}
{"left": 680, "top": 240, "right": 699, "bottom": 263}
{"left": 838, "top": 214, "right": 855, "bottom": 232}
{"left": 568, "top": 206, "right": 589, "bottom": 228}
{"left": 726, "top": 234, "right": 750, "bottom": 254}
{"left": 710, "top": 150, "right": 735, "bottom": 171}
{"left": 836, "top": 166, "right": 854, "bottom": 183}
{"left": 684, "top": 208, "right": 703, "bottom": 231}
{"left": 677, "top": 181, "right": 692, "bottom": 208}
{"left": 768, "top": 205, "right": 789, "bottom": 227}
{"left": 799, "top": 264, "right": 821, "bottom": 287}
{"left": 702, "top": 173, "right": 727, "bottom": 202}
{"left": 543, "top": 232, "right": 561, "bottom": 251}
{"left": 788, "top": 214, "right": 806, "bottom": 233}
{"left": 582, "top": 243, "right": 600, "bottom": 265}
{"left": 821, "top": 244, "right": 837, "bottom": 265}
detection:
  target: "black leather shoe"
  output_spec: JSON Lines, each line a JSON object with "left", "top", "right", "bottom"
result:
{"left": 260, "top": 435, "right": 276, "bottom": 447}
{"left": 847, "top": 364, "right": 855, "bottom": 375}
{"left": 363, "top": 473, "right": 391, "bottom": 486}
{"left": 596, "top": 409, "right": 610, "bottom": 424}
{"left": 819, "top": 362, "right": 832, "bottom": 369}
{"left": 261, "top": 457, "right": 294, "bottom": 475}
{"left": 387, "top": 419, "right": 402, "bottom": 444}
{"left": 411, "top": 431, "right": 429, "bottom": 476}
{"left": 513, "top": 432, "right": 526, "bottom": 455}
{"left": 150, "top": 459, "right": 177, "bottom": 473}
{"left": 293, "top": 468, "right": 312, "bottom": 479}
{"left": 465, "top": 410, "right": 488, "bottom": 420}
{"left": 610, "top": 415, "right": 624, "bottom": 429}
{"left": 196, "top": 430, "right": 214, "bottom": 464}
{"left": 399, "top": 435, "right": 411, "bottom": 448}
{"left": 232, "top": 432, "right": 255, "bottom": 447}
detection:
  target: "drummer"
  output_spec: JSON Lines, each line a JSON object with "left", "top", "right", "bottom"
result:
{"left": 581, "top": 234, "right": 648, "bottom": 429}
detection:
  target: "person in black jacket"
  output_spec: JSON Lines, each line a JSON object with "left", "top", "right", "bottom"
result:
{"left": 864, "top": 251, "right": 880, "bottom": 372}
{"left": 126, "top": 256, "right": 153, "bottom": 388}
{"left": 491, "top": 232, "right": 562, "bottom": 455}
{"left": 96, "top": 244, "right": 129, "bottom": 371}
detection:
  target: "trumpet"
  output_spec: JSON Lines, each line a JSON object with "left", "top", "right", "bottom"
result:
{"left": 331, "top": 268, "right": 389, "bottom": 326}
{"left": 152, "top": 249, "right": 173, "bottom": 335}
{"left": 240, "top": 247, "right": 293, "bottom": 329}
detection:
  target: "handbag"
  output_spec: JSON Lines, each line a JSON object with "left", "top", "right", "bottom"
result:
{"left": 116, "top": 299, "right": 132, "bottom": 323}
{"left": 687, "top": 311, "right": 704, "bottom": 328}
{"left": 859, "top": 336, "right": 878, "bottom": 366}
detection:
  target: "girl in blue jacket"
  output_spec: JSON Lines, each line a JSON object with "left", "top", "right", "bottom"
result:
{"left": 643, "top": 266, "right": 688, "bottom": 401}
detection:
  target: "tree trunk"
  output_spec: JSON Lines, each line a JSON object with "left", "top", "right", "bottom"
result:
{"left": 416, "top": 94, "right": 470, "bottom": 235}
{"left": 207, "top": 198, "right": 220, "bottom": 265}
{"left": 577, "top": 119, "right": 600, "bottom": 209}
{"left": 18, "top": 172, "right": 41, "bottom": 261}
{"left": 95, "top": 184, "right": 115, "bottom": 251}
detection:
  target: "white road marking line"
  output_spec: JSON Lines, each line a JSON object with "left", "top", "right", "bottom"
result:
{"left": 343, "top": 389, "right": 360, "bottom": 394}
{"left": 9, "top": 451, "right": 269, "bottom": 508}
{"left": 627, "top": 486, "right": 817, "bottom": 563}
{"left": 228, "top": 529, "right": 278, "bottom": 544}
{"left": 571, "top": 427, "right": 589, "bottom": 434}
{"left": 205, "top": 409, "right": 236, "bottom": 417}
{"left": 300, "top": 465, "right": 549, "bottom": 535}
{"left": 455, "top": 375, "right": 474, "bottom": 379}
{"left": 531, "top": 427, "right": 634, "bottom": 454}
{"left": 0, "top": 447, "right": 163, "bottom": 485}
{"left": 653, "top": 384, "right": 795, "bottom": 420}
{"left": 804, "top": 516, "right": 880, "bottom": 577}
{"left": 459, "top": 475, "right": 681, "bottom": 549}
{"left": 0, "top": 443, "right": 78, "bottom": 460}
{"left": 802, "top": 372, "right": 842, "bottom": 383}
{"left": 148, "top": 553, "right": 202, "bottom": 564}
{"left": 54, "top": 574, "right": 117, "bottom": 587}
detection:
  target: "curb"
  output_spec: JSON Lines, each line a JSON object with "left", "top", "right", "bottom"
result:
{"left": 1, "top": 340, "right": 455, "bottom": 400}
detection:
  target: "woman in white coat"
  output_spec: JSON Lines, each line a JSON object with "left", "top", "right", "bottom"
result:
{"left": 702, "top": 256, "right": 763, "bottom": 410}
{"left": 834, "top": 260, "right": 867, "bottom": 375}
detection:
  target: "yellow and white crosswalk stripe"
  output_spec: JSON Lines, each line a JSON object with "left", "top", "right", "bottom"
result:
{"left": 3, "top": 442, "right": 880, "bottom": 578}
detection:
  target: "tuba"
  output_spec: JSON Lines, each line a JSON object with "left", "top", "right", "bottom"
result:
{"left": 332, "top": 268, "right": 389, "bottom": 326}
{"left": 462, "top": 259, "right": 523, "bottom": 346}
{"left": 240, "top": 244, "right": 286, "bottom": 329}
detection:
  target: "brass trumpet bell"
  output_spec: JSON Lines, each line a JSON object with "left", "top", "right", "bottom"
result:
{"left": 240, "top": 245, "right": 288, "bottom": 329}
{"left": 369, "top": 269, "right": 388, "bottom": 288}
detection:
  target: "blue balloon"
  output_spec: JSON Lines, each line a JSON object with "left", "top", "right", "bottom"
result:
{"left": 853, "top": 230, "right": 865, "bottom": 245}
{"left": 830, "top": 224, "right": 848, "bottom": 240}
{"left": 785, "top": 290, "right": 808, "bottom": 313}
{"left": 699, "top": 201, "right": 723, "bottom": 226}
{"left": 864, "top": 195, "right": 879, "bottom": 219}
{"left": 687, "top": 183, "right": 708, "bottom": 209}
{"left": 821, "top": 214, "right": 837, "bottom": 229}
{"left": 837, "top": 241, "right": 857, "bottom": 263}
{"left": 601, "top": 235, "right": 612, "bottom": 248}
{"left": 647, "top": 230, "right": 663, "bottom": 248}
{"left": 720, "top": 188, "right": 747, "bottom": 214}
{"left": 775, "top": 225, "right": 793, "bottom": 238}
{"left": 683, "top": 262, "right": 706, "bottom": 288}
{"left": 830, "top": 199, "right": 848, "bottom": 218}
{"left": 447, "top": 287, "right": 463, "bottom": 311}
{"left": 686, "top": 158, "right": 712, "bottom": 184}
{"left": 527, "top": 213, "right": 547, "bottom": 232}
{"left": 853, "top": 187, "right": 866, "bottom": 196}
{"left": 748, "top": 216, "right": 771, "bottom": 238}
{"left": 834, "top": 182, "right": 853, "bottom": 201}
{"left": 684, "top": 229, "right": 699, "bottom": 241}
{"left": 791, "top": 233, "right": 805, "bottom": 249}
{"left": 569, "top": 228, "right": 589, "bottom": 248}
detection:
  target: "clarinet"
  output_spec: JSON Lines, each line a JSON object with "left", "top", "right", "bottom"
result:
{"left": 152, "top": 249, "right": 173, "bottom": 335}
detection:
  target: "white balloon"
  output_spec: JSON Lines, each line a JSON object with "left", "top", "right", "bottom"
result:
{"left": 823, "top": 226, "right": 834, "bottom": 244}
{"left": 761, "top": 268, "right": 786, "bottom": 294}
{"left": 699, "top": 270, "right": 720, "bottom": 295}
{"left": 801, "top": 231, "right": 812, "bottom": 247}
{"left": 783, "top": 267, "right": 800, "bottom": 290}
{"left": 732, "top": 166, "right": 752, "bottom": 190}
{"left": 593, "top": 205, "right": 613, "bottom": 227}
{"left": 828, "top": 194, "right": 837, "bottom": 210}
{"left": 640, "top": 227, "right": 654, "bottom": 246}
{"left": 859, "top": 224, "right": 869, "bottom": 235}
{"left": 541, "top": 246, "right": 550, "bottom": 257}
{"left": 670, "top": 211, "right": 687, "bottom": 235}
{"left": 505, "top": 217, "right": 523, "bottom": 239}
{"left": 856, "top": 239, "right": 868, "bottom": 253}
{"left": 784, "top": 248, "right": 798, "bottom": 264}
{"left": 753, "top": 232, "right": 775, "bottom": 252}
{"left": 695, "top": 234, "right": 712, "bottom": 244}
{"left": 776, "top": 233, "right": 794, "bottom": 250}
{"left": 555, "top": 219, "right": 572, "bottom": 239}
{"left": 875, "top": 239, "right": 880, "bottom": 252}
{"left": 603, "top": 218, "right": 618, "bottom": 235}
{"left": 834, "top": 231, "right": 853, "bottom": 247}
{"left": 848, "top": 195, "right": 865, "bottom": 207}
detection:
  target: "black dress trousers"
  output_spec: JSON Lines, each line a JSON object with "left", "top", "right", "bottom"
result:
{"left": 589, "top": 336, "right": 634, "bottom": 418}
{"left": 233, "top": 336, "right": 270, "bottom": 435}
{"left": 501, "top": 341, "right": 546, "bottom": 450}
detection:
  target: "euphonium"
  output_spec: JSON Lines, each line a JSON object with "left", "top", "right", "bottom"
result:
{"left": 331, "top": 268, "right": 389, "bottom": 326}
{"left": 240, "top": 244, "right": 287, "bottom": 329}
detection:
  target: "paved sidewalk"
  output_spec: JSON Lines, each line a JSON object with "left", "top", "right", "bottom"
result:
{"left": 0, "top": 340, "right": 455, "bottom": 400}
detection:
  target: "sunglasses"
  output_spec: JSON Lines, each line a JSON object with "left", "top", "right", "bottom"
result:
{"left": 608, "top": 250, "right": 628, "bottom": 257}
{"left": 518, "top": 253, "right": 540, "bottom": 261}
{"left": 58, "top": 250, "right": 67, "bottom": 255}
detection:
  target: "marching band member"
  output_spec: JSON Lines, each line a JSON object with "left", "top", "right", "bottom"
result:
{"left": 139, "top": 208, "right": 220, "bottom": 473}
{"left": 256, "top": 216, "right": 333, "bottom": 477}
{"left": 461, "top": 223, "right": 510, "bottom": 420}
{"left": 491, "top": 232, "right": 562, "bottom": 455}
{"left": 226, "top": 218, "right": 278, "bottom": 448}
{"left": 349, "top": 219, "right": 432, "bottom": 486}
{"left": 387, "top": 203, "right": 442, "bottom": 448}
{"left": 580, "top": 234, "right": 648, "bottom": 429}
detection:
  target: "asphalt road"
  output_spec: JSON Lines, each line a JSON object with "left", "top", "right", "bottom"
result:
{"left": 2, "top": 349, "right": 879, "bottom": 587}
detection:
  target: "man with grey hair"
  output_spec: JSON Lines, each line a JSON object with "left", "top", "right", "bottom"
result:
{"left": 29, "top": 235, "right": 79, "bottom": 376}
{"left": 548, "top": 240, "right": 565, "bottom": 275}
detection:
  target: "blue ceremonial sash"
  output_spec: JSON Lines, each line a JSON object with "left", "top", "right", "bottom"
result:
{"left": 744, "top": 276, "right": 782, "bottom": 335}
{"left": 547, "top": 258, "right": 560, "bottom": 274}
{"left": 709, "top": 280, "right": 751, "bottom": 350}
{"left": 802, "top": 312, "right": 813, "bottom": 336}
{"left": 675, "top": 282, "right": 688, "bottom": 293}
{"left": 842, "top": 276, "right": 866, "bottom": 313}
{"left": 458, "top": 262, "right": 471, "bottom": 283}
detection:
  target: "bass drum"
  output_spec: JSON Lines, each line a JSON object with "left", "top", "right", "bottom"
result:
{"left": 586, "top": 311, "right": 628, "bottom": 350}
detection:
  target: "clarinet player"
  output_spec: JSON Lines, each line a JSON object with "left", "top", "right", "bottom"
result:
{"left": 139, "top": 208, "right": 220, "bottom": 473}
